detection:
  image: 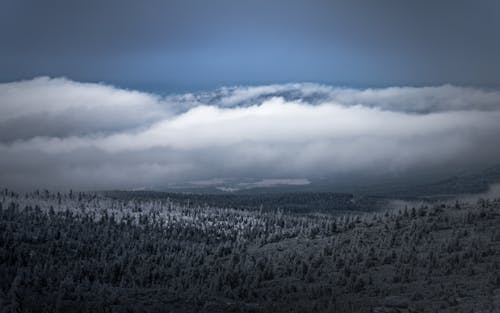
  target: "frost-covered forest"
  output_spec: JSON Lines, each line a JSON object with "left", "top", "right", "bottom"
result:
{"left": 1, "top": 189, "right": 500, "bottom": 312}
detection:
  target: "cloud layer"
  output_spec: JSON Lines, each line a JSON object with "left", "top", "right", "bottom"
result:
{"left": 1, "top": 77, "right": 500, "bottom": 190}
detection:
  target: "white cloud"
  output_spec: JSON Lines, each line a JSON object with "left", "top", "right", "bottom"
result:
{"left": 1, "top": 77, "right": 500, "bottom": 190}
{"left": 0, "top": 76, "right": 170, "bottom": 141}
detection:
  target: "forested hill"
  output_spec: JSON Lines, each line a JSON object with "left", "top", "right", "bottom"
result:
{"left": 1, "top": 189, "right": 500, "bottom": 312}
{"left": 347, "top": 164, "right": 500, "bottom": 198}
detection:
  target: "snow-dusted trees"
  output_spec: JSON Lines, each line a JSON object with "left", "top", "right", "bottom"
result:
{"left": 0, "top": 189, "right": 499, "bottom": 312}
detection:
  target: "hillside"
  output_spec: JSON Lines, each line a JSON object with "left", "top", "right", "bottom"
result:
{"left": 370, "top": 164, "right": 500, "bottom": 198}
{"left": 1, "top": 189, "right": 500, "bottom": 312}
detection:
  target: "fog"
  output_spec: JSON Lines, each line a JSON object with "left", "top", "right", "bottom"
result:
{"left": 1, "top": 77, "right": 500, "bottom": 190}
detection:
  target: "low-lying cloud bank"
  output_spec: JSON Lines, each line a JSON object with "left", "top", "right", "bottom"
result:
{"left": 1, "top": 77, "right": 500, "bottom": 190}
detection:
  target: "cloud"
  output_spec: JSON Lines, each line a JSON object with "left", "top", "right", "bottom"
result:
{"left": 1, "top": 77, "right": 500, "bottom": 190}
{"left": 0, "top": 77, "right": 169, "bottom": 141}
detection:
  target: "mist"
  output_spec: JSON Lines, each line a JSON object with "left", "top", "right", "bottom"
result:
{"left": 1, "top": 77, "right": 500, "bottom": 190}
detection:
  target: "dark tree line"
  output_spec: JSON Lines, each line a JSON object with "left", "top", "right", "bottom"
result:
{"left": 104, "top": 190, "right": 374, "bottom": 213}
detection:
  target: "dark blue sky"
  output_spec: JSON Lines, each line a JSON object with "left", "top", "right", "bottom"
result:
{"left": 2, "top": 0, "right": 500, "bottom": 93}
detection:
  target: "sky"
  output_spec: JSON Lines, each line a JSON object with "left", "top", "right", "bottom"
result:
{"left": 2, "top": 0, "right": 500, "bottom": 92}
{"left": 1, "top": 1, "right": 500, "bottom": 190}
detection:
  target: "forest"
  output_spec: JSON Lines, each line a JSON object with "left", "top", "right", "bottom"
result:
{"left": 103, "top": 191, "right": 383, "bottom": 213}
{"left": 1, "top": 188, "right": 500, "bottom": 312}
